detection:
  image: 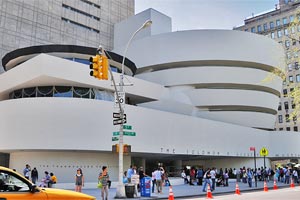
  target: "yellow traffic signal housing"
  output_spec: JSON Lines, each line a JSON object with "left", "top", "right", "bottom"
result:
{"left": 101, "top": 55, "right": 109, "bottom": 80}
{"left": 89, "top": 55, "right": 101, "bottom": 79}
{"left": 89, "top": 54, "right": 109, "bottom": 80}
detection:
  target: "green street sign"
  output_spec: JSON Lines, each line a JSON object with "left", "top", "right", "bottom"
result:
{"left": 112, "top": 131, "right": 136, "bottom": 136}
{"left": 113, "top": 132, "right": 119, "bottom": 136}
{"left": 123, "top": 125, "right": 132, "bottom": 130}
{"left": 124, "top": 131, "right": 136, "bottom": 136}
{"left": 112, "top": 137, "right": 119, "bottom": 141}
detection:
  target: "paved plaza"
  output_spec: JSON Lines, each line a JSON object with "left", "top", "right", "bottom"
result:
{"left": 77, "top": 178, "right": 296, "bottom": 200}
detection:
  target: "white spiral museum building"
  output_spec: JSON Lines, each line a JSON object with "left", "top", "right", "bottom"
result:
{"left": 0, "top": 9, "right": 299, "bottom": 183}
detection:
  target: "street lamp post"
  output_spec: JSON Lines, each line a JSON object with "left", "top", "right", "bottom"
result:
{"left": 115, "top": 19, "right": 152, "bottom": 198}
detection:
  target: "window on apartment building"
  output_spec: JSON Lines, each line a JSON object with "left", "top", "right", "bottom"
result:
{"left": 288, "top": 63, "right": 293, "bottom": 71}
{"left": 287, "top": 127, "right": 291, "bottom": 131}
{"left": 263, "top": 23, "right": 268, "bottom": 31}
{"left": 278, "top": 102, "right": 282, "bottom": 110}
{"left": 278, "top": 115, "right": 283, "bottom": 123}
{"left": 292, "top": 100, "right": 296, "bottom": 109}
{"left": 277, "top": 30, "right": 282, "bottom": 38}
{"left": 284, "top": 28, "right": 289, "bottom": 35}
{"left": 257, "top": 25, "right": 262, "bottom": 32}
{"left": 287, "top": 52, "right": 291, "bottom": 59}
{"left": 283, "top": 89, "right": 288, "bottom": 97}
{"left": 285, "top": 40, "right": 290, "bottom": 48}
{"left": 251, "top": 27, "right": 256, "bottom": 33}
{"left": 293, "top": 116, "right": 297, "bottom": 122}
{"left": 293, "top": 39, "right": 296, "bottom": 45}
{"left": 270, "top": 21, "right": 274, "bottom": 29}
{"left": 295, "top": 62, "right": 299, "bottom": 69}
{"left": 294, "top": 51, "right": 298, "bottom": 58}
{"left": 276, "top": 19, "right": 281, "bottom": 26}
{"left": 286, "top": 114, "right": 290, "bottom": 122}
{"left": 284, "top": 101, "right": 289, "bottom": 110}
{"left": 290, "top": 15, "right": 294, "bottom": 23}
{"left": 294, "top": 126, "right": 298, "bottom": 131}
{"left": 271, "top": 32, "right": 275, "bottom": 38}
{"left": 279, "top": 128, "right": 284, "bottom": 131}
{"left": 289, "top": 75, "right": 294, "bottom": 82}
{"left": 283, "top": 17, "right": 288, "bottom": 25}
{"left": 290, "top": 88, "right": 294, "bottom": 92}
{"left": 283, "top": 79, "right": 287, "bottom": 85}
{"left": 297, "top": 74, "right": 300, "bottom": 82}
{"left": 291, "top": 26, "right": 295, "bottom": 34}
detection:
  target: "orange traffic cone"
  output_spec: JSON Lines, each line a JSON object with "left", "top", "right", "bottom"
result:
{"left": 168, "top": 186, "right": 174, "bottom": 200}
{"left": 264, "top": 181, "right": 268, "bottom": 192}
{"left": 206, "top": 184, "right": 213, "bottom": 199}
{"left": 235, "top": 182, "right": 241, "bottom": 195}
{"left": 290, "top": 178, "right": 295, "bottom": 188}
{"left": 273, "top": 179, "right": 278, "bottom": 190}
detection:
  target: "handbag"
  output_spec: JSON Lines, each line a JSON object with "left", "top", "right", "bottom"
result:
{"left": 97, "top": 180, "right": 103, "bottom": 188}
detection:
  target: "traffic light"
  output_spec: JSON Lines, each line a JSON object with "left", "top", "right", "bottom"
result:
{"left": 112, "top": 144, "right": 119, "bottom": 153}
{"left": 123, "top": 144, "right": 131, "bottom": 153}
{"left": 89, "top": 55, "right": 101, "bottom": 79}
{"left": 101, "top": 54, "right": 109, "bottom": 80}
{"left": 89, "top": 54, "right": 109, "bottom": 80}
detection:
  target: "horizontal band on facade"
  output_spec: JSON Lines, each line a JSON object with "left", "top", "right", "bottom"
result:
{"left": 2, "top": 44, "right": 137, "bottom": 74}
{"left": 196, "top": 105, "right": 277, "bottom": 115}
{"left": 136, "top": 60, "right": 284, "bottom": 78}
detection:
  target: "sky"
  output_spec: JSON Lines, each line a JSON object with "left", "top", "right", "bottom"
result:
{"left": 135, "top": 0, "right": 279, "bottom": 30}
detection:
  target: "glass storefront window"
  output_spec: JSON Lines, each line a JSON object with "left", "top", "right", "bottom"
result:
{"left": 54, "top": 86, "right": 72, "bottom": 97}
{"left": 23, "top": 88, "right": 36, "bottom": 98}
{"left": 8, "top": 86, "right": 114, "bottom": 103}
{"left": 73, "top": 87, "right": 91, "bottom": 98}
{"left": 37, "top": 86, "right": 53, "bottom": 97}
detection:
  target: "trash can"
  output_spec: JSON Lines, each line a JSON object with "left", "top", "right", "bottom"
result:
{"left": 140, "top": 177, "right": 151, "bottom": 197}
{"left": 125, "top": 183, "right": 135, "bottom": 198}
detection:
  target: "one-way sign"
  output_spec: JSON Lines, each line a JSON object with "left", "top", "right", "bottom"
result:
{"left": 113, "top": 118, "right": 127, "bottom": 125}
{"left": 113, "top": 112, "right": 126, "bottom": 118}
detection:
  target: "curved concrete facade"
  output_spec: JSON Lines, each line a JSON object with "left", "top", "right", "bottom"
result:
{"left": 113, "top": 29, "right": 285, "bottom": 129}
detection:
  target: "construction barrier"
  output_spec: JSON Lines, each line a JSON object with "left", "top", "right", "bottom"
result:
{"left": 273, "top": 179, "right": 278, "bottom": 190}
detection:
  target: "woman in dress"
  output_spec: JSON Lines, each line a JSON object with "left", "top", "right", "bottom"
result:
{"left": 75, "top": 168, "right": 84, "bottom": 192}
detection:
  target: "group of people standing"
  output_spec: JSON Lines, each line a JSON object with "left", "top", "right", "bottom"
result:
{"left": 23, "top": 164, "right": 57, "bottom": 188}
{"left": 125, "top": 165, "right": 170, "bottom": 195}
{"left": 75, "top": 166, "right": 110, "bottom": 200}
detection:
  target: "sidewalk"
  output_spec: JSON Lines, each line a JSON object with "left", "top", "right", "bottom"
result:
{"left": 77, "top": 178, "right": 295, "bottom": 200}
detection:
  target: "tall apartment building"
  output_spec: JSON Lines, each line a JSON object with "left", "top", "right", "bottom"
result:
{"left": 234, "top": 0, "right": 300, "bottom": 132}
{"left": 0, "top": 0, "right": 134, "bottom": 72}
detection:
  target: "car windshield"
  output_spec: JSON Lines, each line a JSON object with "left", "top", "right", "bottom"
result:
{"left": 0, "top": 171, "right": 30, "bottom": 192}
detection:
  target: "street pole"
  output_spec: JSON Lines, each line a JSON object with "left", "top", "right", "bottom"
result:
{"left": 115, "top": 20, "right": 152, "bottom": 198}
{"left": 254, "top": 149, "right": 257, "bottom": 187}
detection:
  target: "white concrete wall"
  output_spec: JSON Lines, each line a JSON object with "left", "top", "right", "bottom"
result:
{"left": 9, "top": 151, "right": 130, "bottom": 183}
{"left": 113, "top": 30, "right": 285, "bottom": 71}
{"left": 114, "top": 8, "right": 172, "bottom": 48}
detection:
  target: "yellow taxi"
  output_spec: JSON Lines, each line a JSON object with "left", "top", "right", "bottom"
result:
{"left": 0, "top": 166, "right": 96, "bottom": 200}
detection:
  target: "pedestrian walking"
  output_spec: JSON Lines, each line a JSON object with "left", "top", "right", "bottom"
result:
{"left": 202, "top": 168, "right": 211, "bottom": 192}
{"left": 23, "top": 164, "right": 31, "bottom": 179}
{"left": 99, "top": 166, "right": 110, "bottom": 200}
{"left": 31, "top": 167, "right": 38, "bottom": 184}
{"left": 247, "top": 168, "right": 253, "bottom": 188}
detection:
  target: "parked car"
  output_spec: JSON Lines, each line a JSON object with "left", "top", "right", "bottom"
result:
{"left": 0, "top": 166, "right": 95, "bottom": 200}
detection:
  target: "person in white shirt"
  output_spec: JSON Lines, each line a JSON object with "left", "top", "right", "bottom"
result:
{"left": 210, "top": 168, "right": 216, "bottom": 191}
{"left": 154, "top": 168, "right": 164, "bottom": 193}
